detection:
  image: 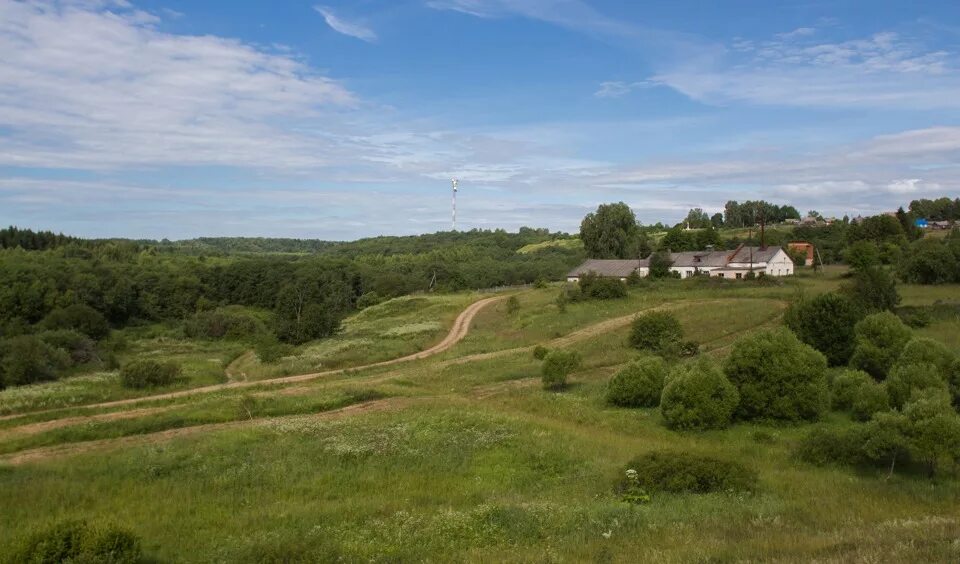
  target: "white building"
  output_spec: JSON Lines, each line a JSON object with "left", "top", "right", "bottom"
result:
{"left": 566, "top": 245, "right": 794, "bottom": 282}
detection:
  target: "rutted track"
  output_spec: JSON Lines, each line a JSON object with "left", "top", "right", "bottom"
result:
{"left": 0, "top": 296, "right": 503, "bottom": 423}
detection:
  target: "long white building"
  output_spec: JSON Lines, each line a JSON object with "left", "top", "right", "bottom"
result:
{"left": 566, "top": 245, "right": 795, "bottom": 282}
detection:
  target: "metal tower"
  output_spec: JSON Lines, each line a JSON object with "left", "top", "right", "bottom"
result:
{"left": 451, "top": 178, "right": 459, "bottom": 231}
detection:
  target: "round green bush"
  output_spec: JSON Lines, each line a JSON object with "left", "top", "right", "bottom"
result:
{"left": 532, "top": 345, "right": 549, "bottom": 360}
{"left": 784, "top": 293, "right": 863, "bottom": 366}
{"left": 660, "top": 359, "right": 739, "bottom": 430}
{"left": 628, "top": 311, "right": 683, "bottom": 354}
{"left": 895, "top": 337, "right": 957, "bottom": 378}
{"left": 723, "top": 328, "right": 829, "bottom": 422}
{"left": 850, "top": 380, "right": 890, "bottom": 422}
{"left": 831, "top": 369, "right": 873, "bottom": 410}
{"left": 119, "top": 359, "right": 181, "bottom": 389}
{"left": 0, "top": 335, "right": 69, "bottom": 389}
{"left": 541, "top": 350, "right": 581, "bottom": 390}
{"left": 615, "top": 451, "right": 757, "bottom": 494}
{"left": 849, "top": 312, "right": 912, "bottom": 380}
{"left": 886, "top": 362, "right": 949, "bottom": 409}
{"left": 10, "top": 520, "right": 142, "bottom": 564}
{"left": 606, "top": 356, "right": 668, "bottom": 407}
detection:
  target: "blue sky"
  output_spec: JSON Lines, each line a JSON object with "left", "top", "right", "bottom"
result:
{"left": 1, "top": 0, "right": 958, "bottom": 239}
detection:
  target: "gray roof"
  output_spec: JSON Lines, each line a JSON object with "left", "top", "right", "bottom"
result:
{"left": 669, "top": 251, "right": 730, "bottom": 268}
{"left": 728, "top": 246, "right": 782, "bottom": 264}
{"left": 567, "top": 259, "right": 645, "bottom": 278}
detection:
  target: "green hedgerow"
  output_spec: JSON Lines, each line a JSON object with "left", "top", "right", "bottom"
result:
{"left": 8, "top": 520, "right": 142, "bottom": 564}
{"left": 615, "top": 451, "right": 757, "bottom": 495}
{"left": 606, "top": 356, "right": 668, "bottom": 408}
{"left": 660, "top": 358, "right": 739, "bottom": 431}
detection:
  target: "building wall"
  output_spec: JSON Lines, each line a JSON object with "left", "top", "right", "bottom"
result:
{"left": 764, "top": 249, "right": 794, "bottom": 276}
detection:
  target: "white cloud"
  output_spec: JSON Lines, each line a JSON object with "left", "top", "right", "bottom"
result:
{"left": 652, "top": 30, "right": 960, "bottom": 109}
{"left": 427, "top": 0, "right": 634, "bottom": 38}
{"left": 314, "top": 5, "right": 377, "bottom": 42}
{"left": 0, "top": 1, "right": 356, "bottom": 170}
{"left": 886, "top": 178, "right": 922, "bottom": 193}
{"left": 593, "top": 80, "right": 654, "bottom": 98}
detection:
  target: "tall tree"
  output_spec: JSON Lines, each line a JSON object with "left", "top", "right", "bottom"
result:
{"left": 579, "top": 202, "right": 639, "bottom": 259}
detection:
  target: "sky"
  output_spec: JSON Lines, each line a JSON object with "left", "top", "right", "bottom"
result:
{"left": 1, "top": 0, "right": 959, "bottom": 240}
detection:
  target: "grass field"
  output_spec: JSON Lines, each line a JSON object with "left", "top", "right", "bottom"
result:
{"left": 2, "top": 271, "right": 959, "bottom": 562}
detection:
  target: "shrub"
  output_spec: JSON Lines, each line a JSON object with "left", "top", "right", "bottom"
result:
{"left": 37, "top": 329, "right": 97, "bottom": 365}
{"left": 785, "top": 293, "right": 863, "bottom": 366}
{"left": 0, "top": 335, "right": 68, "bottom": 389}
{"left": 254, "top": 335, "right": 292, "bottom": 364}
{"left": 628, "top": 311, "right": 683, "bottom": 354}
{"left": 355, "top": 291, "right": 383, "bottom": 309}
{"left": 532, "top": 345, "right": 549, "bottom": 360}
{"left": 533, "top": 277, "right": 549, "bottom": 289}
{"left": 615, "top": 451, "right": 757, "bottom": 494}
{"left": 119, "top": 359, "right": 181, "bottom": 389}
{"left": 840, "top": 266, "right": 900, "bottom": 313}
{"left": 606, "top": 356, "right": 668, "bottom": 407}
{"left": 554, "top": 288, "right": 569, "bottom": 313}
{"left": 660, "top": 359, "right": 739, "bottom": 430}
{"left": 850, "top": 380, "right": 890, "bottom": 422}
{"left": 578, "top": 273, "right": 628, "bottom": 300}
{"left": 895, "top": 337, "right": 957, "bottom": 378}
{"left": 844, "top": 241, "right": 881, "bottom": 271}
{"left": 9, "top": 520, "right": 142, "bottom": 564}
{"left": 506, "top": 295, "right": 521, "bottom": 315}
{"left": 848, "top": 311, "right": 912, "bottom": 379}
{"left": 796, "top": 426, "right": 867, "bottom": 466}
{"left": 723, "top": 328, "right": 829, "bottom": 422}
{"left": 901, "top": 390, "right": 960, "bottom": 476}
{"left": 183, "top": 309, "right": 263, "bottom": 340}
{"left": 886, "top": 363, "right": 949, "bottom": 409}
{"left": 831, "top": 369, "right": 873, "bottom": 410}
{"left": 898, "top": 308, "right": 932, "bottom": 328}
{"left": 541, "top": 350, "right": 581, "bottom": 390}
{"left": 40, "top": 304, "right": 110, "bottom": 341}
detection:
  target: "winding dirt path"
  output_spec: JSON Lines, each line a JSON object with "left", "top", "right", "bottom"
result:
{"left": 0, "top": 296, "right": 502, "bottom": 423}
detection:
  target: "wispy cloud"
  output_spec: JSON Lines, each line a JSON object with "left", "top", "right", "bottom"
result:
{"left": 652, "top": 29, "right": 960, "bottom": 109}
{"left": 426, "top": 0, "right": 635, "bottom": 38}
{"left": 314, "top": 5, "right": 377, "bottom": 42}
{"left": 594, "top": 80, "right": 655, "bottom": 98}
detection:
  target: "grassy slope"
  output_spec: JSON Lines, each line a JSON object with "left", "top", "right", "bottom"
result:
{"left": 2, "top": 269, "right": 960, "bottom": 562}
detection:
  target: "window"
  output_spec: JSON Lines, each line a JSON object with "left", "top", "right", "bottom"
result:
{"left": 718, "top": 273, "right": 724, "bottom": 278}
{"left": 736, "top": 273, "right": 743, "bottom": 279}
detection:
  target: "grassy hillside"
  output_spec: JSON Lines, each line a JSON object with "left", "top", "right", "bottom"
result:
{"left": 1, "top": 269, "right": 959, "bottom": 562}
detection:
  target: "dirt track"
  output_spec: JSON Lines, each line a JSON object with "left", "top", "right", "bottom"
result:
{"left": 0, "top": 296, "right": 502, "bottom": 423}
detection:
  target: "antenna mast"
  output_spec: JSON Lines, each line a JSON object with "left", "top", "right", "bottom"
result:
{"left": 451, "top": 178, "right": 459, "bottom": 231}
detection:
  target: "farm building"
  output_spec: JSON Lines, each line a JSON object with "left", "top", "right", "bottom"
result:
{"left": 566, "top": 245, "right": 794, "bottom": 282}
{"left": 787, "top": 241, "right": 815, "bottom": 267}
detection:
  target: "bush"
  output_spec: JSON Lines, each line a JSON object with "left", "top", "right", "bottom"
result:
{"left": 660, "top": 358, "right": 739, "bottom": 430}
{"left": 40, "top": 304, "right": 110, "bottom": 341}
{"left": 898, "top": 308, "right": 932, "bottom": 328}
{"left": 841, "top": 266, "right": 900, "bottom": 313}
{"left": 848, "top": 311, "right": 912, "bottom": 380}
{"left": 532, "top": 345, "right": 549, "bottom": 360}
{"left": 796, "top": 426, "right": 867, "bottom": 466}
{"left": 895, "top": 337, "right": 957, "bottom": 379}
{"left": 0, "top": 335, "right": 68, "bottom": 389}
{"left": 723, "top": 328, "right": 829, "bottom": 422}
{"left": 831, "top": 369, "right": 873, "bottom": 410}
{"left": 9, "top": 520, "right": 142, "bottom": 564}
{"left": 850, "top": 380, "right": 890, "bottom": 422}
{"left": 578, "top": 272, "right": 628, "bottom": 300}
{"left": 628, "top": 311, "right": 683, "bottom": 354}
{"left": 183, "top": 309, "right": 263, "bottom": 340}
{"left": 254, "top": 335, "right": 292, "bottom": 364}
{"left": 37, "top": 329, "right": 97, "bottom": 365}
{"left": 541, "top": 350, "right": 581, "bottom": 390}
{"left": 119, "top": 359, "right": 181, "bottom": 389}
{"left": 355, "top": 291, "right": 383, "bottom": 310}
{"left": 785, "top": 293, "right": 863, "bottom": 366}
{"left": 901, "top": 390, "right": 960, "bottom": 476}
{"left": 844, "top": 241, "right": 881, "bottom": 271}
{"left": 606, "top": 356, "right": 668, "bottom": 407}
{"left": 506, "top": 295, "right": 521, "bottom": 315}
{"left": 615, "top": 451, "right": 757, "bottom": 494}
{"left": 886, "top": 363, "right": 949, "bottom": 409}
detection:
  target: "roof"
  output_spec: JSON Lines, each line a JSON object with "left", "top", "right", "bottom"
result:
{"left": 728, "top": 246, "right": 783, "bottom": 265}
{"left": 669, "top": 251, "right": 729, "bottom": 268}
{"left": 567, "top": 259, "right": 645, "bottom": 278}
